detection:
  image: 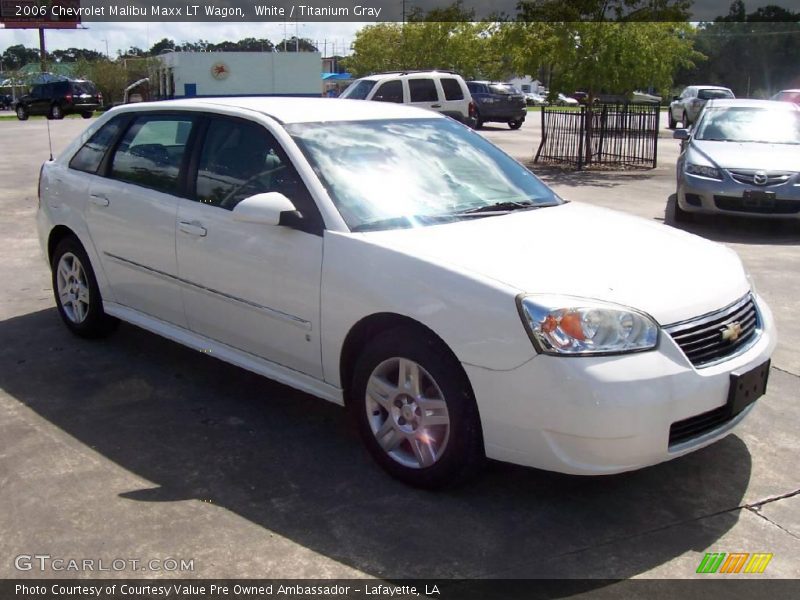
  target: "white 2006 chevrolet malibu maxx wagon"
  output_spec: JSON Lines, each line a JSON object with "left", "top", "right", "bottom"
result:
{"left": 37, "top": 98, "right": 776, "bottom": 487}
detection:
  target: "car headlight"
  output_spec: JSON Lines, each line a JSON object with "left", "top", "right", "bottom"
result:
{"left": 517, "top": 295, "right": 659, "bottom": 355}
{"left": 686, "top": 163, "right": 722, "bottom": 180}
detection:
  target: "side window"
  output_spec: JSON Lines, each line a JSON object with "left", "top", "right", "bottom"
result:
{"left": 69, "top": 117, "right": 126, "bottom": 174}
{"left": 409, "top": 78, "right": 438, "bottom": 102}
{"left": 372, "top": 80, "right": 403, "bottom": 103}
{"left": 110, "top": 114, "right": 194, "bottom": 195}
{"left": 195, "top": 118, "right": 313, "bottom": 213}
{"left": 441, "top": 78, "right": 464, "bottom": 101}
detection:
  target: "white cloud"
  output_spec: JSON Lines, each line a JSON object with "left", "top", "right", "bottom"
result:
{"left": 1, "top": 21, "right": 367, "bottom": 57}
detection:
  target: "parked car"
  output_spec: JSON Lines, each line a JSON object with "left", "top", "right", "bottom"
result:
{"left": 770, "top": 89, "right": 800, "bottom": 105}
{"left": 339, "top": 70, "right": 476, "bottom": 127}
{"left": 556, "top": 93, "right": 579, "bottom": 106}
{"left": 38, "top": 98, "right": 775, "bottom": 488}
{"left": 673, "top": 99, "right": 800, "bottom": 221}
{"left": 14, "top": 79, "right": 102, "bottom": 120}
{"left": 668, "top": 85, "right": 734, "bottom": 128}
{"left": 571, "top": 91, "right": 589, "bottom": 104}
{"left": 0, "top": 94, "right": 12, "bottom": 110}
{"left": 524, "top": 92, "right": 547, "bottom": 106}
{"left": 465, "top": 81, "right": 527, "bottom": 129}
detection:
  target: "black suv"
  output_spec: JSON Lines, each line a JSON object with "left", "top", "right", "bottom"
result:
{"left": 15, "top": 79, "right": 102, "bottom": 120}
{"left": 466, "top": 81, "right": 527, "bottom": 129}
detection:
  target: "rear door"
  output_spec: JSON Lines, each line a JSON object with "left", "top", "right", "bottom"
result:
{"left": 437, "top": 77, "right": 468, "bottom": 121}
{"left": 407, "top": 77, "right": 442, "bottom": 114}
{"left": 84, "top": 112, "right": 196, "bottom": 326}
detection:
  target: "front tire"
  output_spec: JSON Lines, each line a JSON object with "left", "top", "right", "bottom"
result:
{"left": 51, "top": 236, "right": 118, "bottom": 338}
{"left": 673, "top": 194, "right": 694, "bottom": 224}
{"left": 349, "top": 328, "right": 484, "bottom": 488}
{"left": 667, "top": 110, "right": 676, "bottom": 129}
{"left": 682, "top": 111, "right": 690, "bottom": 127}
{"left": 49, "top": 103, "right": 64, "bottom": 120}
{"left": 16, "top": 105, "right": 28, "bottom": 120}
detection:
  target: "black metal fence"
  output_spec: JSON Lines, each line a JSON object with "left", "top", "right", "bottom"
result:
{"left": 534, "top": 103, "right": 660, "bottom": 169}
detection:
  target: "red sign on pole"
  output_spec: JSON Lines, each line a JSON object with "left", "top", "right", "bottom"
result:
{"left": 1, "top": 0, "right": 81, "bottom": 29}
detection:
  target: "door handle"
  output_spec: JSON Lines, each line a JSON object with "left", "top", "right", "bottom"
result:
{"left": 89, "top": 194, "right": 109, "bottom": 207}
{"left": 431, "top": 104, "right": 442, "bottom": 108}
{"left": 179, "top": 221, "right": 207, "bottom": 237}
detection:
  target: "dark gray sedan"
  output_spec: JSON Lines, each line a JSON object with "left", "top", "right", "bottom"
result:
{"left": 673, "top": 99, "right": 800, "bottom": 221}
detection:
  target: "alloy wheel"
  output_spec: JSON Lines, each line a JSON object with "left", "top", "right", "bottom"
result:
{"left": 56, "top": 252, "right": 91, "bottom": 324}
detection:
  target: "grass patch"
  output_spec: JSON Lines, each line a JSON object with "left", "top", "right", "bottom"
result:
{"left": 0, "top": 113, "right": 91, "bottom": 121}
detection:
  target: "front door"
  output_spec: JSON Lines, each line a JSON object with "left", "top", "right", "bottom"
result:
{"left": 176, "top": 116, "right": 324, "bottom": 377}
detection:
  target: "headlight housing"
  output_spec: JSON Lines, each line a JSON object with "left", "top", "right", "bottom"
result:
{"left": 686, "top": 163, "right": 722, "bottom": 180}
{"left": 517, "top": 295, "right": 659, "bottom": 356}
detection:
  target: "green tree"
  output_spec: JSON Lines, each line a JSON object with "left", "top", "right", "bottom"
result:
{"left": 276, "top": 37, "right": 318, "bottom": 52}
{"left": 74, "top": 59, "right": 129, "bottom": 105}
{"left": 1, "top": 45, "right": 45, "bottom": 70}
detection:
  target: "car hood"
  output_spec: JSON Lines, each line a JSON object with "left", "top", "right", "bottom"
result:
{"left": 691, "top": 140, "right": 800, "bottom": 171}
{"left": 360, "top": 202, "right": 749, "bottom": 325}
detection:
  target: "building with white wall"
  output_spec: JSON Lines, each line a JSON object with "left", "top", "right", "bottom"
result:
{"left": 152, "top": 51, "right": 322, "bottom": 99}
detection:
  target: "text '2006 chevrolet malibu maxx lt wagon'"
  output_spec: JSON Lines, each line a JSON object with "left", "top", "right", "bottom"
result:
{"left": 37, "top": 98, "right": 776, "bottom": 488}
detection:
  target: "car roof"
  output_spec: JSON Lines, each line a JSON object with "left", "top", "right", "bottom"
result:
{"left": 108, "top": 97, "right": 444, "bottom": 124}
{"left": 359, "top": 71, "right": 461, "bottom": 82}
{"left": 776, "top": 89, "right": 800, "bottom": 93}
{"left": 687, "top": 85, "right": 732, "bottom": 90}
{"left": 705, "top": 98, "right": 799, "bottom": 110}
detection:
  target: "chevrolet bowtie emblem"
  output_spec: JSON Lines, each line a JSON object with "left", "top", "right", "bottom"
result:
{"left": 721, "top": 322, "right": 743, "bottom": 343}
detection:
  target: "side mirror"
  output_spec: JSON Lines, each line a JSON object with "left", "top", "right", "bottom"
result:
{"left": 672, "top": 95, "right": 680, "bottom": 101}
{"left": 233, "top": 192, "right": 297, "bottom": 226}
{"left": 672, "top": 129, "right": 690, "bottom": 141}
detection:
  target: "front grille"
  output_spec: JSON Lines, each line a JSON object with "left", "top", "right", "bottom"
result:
{"left": 727, "top": 169, "right": 794, "bottom": 186}
{"left": 665, "top": 294, "right": 760, "bottom": 368}
{"left": 714, "top": 195, "right": 800, "bottom": 214}
{"left": 669, "top": 405, "right": 732, "bottom": 446}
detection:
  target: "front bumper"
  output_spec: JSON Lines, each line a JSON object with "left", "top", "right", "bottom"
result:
{"left": 677, "top": 172, "right": 800, "bottom": 219}
{"left": 466, "top": 294, "right": 776, "bottom": 475}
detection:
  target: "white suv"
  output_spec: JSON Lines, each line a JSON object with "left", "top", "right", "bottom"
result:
{"left": 340, "top": 70, "right": 477, "bottom": 127}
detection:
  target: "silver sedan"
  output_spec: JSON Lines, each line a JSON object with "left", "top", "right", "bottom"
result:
{"left": 674, "top": 99, "right": 800, "bottom": 222}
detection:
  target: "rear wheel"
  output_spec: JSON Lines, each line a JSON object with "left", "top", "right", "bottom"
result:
{"left": 81, "top": 111, "right": 93, "bottom": 119}
{"left": 682, "top": 111, "right": 690, "bottom": 127}
{"left": 51, "top": 236, "right": 118, "bottom": 338}
{"left": 508, "top": 119, "right": 523, "bottom": 130}
{"left": 349, "top": 328, "right": 484, "bottom": 488}
{"left": 667, "top": 110, "right": 676, "bottom": 129}
{"left": 16, "top": 105, "right": 28, "bottom": 121}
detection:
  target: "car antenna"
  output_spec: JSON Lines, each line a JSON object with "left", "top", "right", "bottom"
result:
{"left": 45, "top": 118, "right": 54, "bottom": 161}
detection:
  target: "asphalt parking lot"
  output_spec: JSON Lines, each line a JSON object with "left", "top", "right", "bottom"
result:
{"left": 1, "top": 113, "right": 798, "bottom": 581}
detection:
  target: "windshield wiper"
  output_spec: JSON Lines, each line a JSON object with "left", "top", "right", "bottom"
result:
{"left": 457, "top": 200, "right": 539, "bottom": 215}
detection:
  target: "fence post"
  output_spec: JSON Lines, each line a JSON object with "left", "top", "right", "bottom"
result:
{"left": 534, "top": 105, "right": 546, "bottom": 163}
{"left": 652, "top": 103, "right": 659, "bottom": 168}
{"left": 577, "top": 106, "right": 585, "bottom": 170}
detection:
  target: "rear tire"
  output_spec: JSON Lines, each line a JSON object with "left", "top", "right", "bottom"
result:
{"left": 682, "top": 111, "right": 690, "bottom": 127}
{"left": 349, "top": 328, "right": 485, "bottom": 488}
{"left": 508, "top": 119, "right": 523, "bottom": 130}
{"left": 81, "top": 111, "right": 93, "bottom": 119}
{"left": 667, "top": 111, "right": 676, "bottom": 129}
{"left": 51, "top": 236, "right": 118, "bottom": 338}
{"left": 16, "top": 105, "right": 28, "bottom": 121}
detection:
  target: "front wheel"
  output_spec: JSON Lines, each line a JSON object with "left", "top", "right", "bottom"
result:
{"left": 16, "top": 105, "right": 28, "bottom": 120}
{"left": 508, "top": 119, "right": 523, "bottom": 130}
{"left": 349, "top": 328, "right": 484, "bottom": 488}
{"left": 51, "top": 236, "right": 118, "bottom": 338}
{"left": 49, "top": 103, "right": 64, "bottom": 120}
{"left": 682, "top": 111, "right": 690, "bottom": 127}
{"left": 667, "top": 111, "right": 676, "bottom": 129}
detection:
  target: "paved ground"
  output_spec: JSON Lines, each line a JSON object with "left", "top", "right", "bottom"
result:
{"left": 0, "top": 113, "right": 798, "bottom": 582}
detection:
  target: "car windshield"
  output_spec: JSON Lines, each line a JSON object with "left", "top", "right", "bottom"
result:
{"left": 340, "top": 79, "right": 377, "bottom": 100}
{"left": 697, "top": 88, "right": 734, "bottom": 100}
{"left": 288, "top": 118, "right": 562, "bottom": 231}
{"left": 694, "top": 107, "right": 800, "bottom": 144}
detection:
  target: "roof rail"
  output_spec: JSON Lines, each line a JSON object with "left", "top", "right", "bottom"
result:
{"left": 376, "top": 69, "right": 459, "bottom": 75}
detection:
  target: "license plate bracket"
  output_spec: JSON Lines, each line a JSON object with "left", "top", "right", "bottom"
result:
{"left": 727, "top": 359, "right": 770, "bottom": 416}
{"left": 742, "top": 190, "right": 776, "bottom": 208}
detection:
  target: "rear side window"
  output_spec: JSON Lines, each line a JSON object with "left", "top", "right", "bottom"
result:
{"left": 72, "top": 81, "right": 97, "bottom": 95}
{"left": 409, "top": 79, "right": 438, "bottom": 102}
{"left": 373, "top": 80, "right": 403, "bottom": 103}
{"left": 110, "top": 114, "right": 194, "bottom": 195}
{"left": 69, "top": 117, "right": 126, "bottom": 174}
{"left": 467, "top": 82, "right": 485, "bottom": 94}
{"left": 698, "top": 88, "right": 734, "bottom": 100}
{"left": 440, "top": 78, "right": 464, "bottom": 101}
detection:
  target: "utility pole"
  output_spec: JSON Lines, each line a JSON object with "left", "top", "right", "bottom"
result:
{"left": 38, "top": 27, "right": 46, "bottom": 72}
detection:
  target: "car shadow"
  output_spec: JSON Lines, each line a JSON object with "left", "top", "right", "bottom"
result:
{"left": 664, "top": 194, "right": 800, "bottom": 245}
{"left": 530, "top": 164, "right": 658, "bottom": 189}
{"left": 0, "top": 308, "right": 754, "bottom": 581}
